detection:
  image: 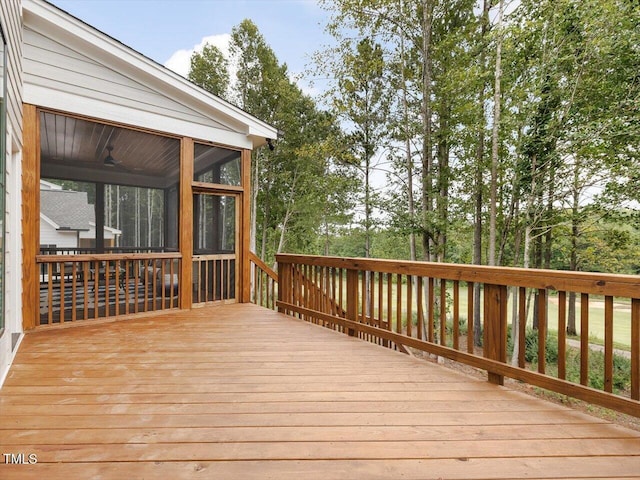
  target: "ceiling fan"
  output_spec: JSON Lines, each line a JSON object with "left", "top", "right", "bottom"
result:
{"left": 102, "top": 145, "right": 148, "bottom": 173}
{"left": 103, "top": 145, "right": 118, "bottom": 167}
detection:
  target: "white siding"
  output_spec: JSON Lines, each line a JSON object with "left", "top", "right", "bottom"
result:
{"left": 0, "top": 0, "right": 22, "bottom": 145}
{"left": 24, "top": 28, "right": 229, "bottom": 130}
{"left": 22, "top": 28, "right": 256, "bottom": 148}
{"left": 0, "top": 0, "right": 22, "bottom": 385}
{"left": 39, "top": 219, "right": 78, "bottom": 248}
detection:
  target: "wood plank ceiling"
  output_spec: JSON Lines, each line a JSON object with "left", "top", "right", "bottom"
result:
{"left": 39, "top": 111, "right": 181, "bottom": 188}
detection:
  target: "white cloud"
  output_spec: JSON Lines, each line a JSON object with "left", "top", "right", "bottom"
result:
{"left": 164, "top": 33, "right": 231, "bottom": 78}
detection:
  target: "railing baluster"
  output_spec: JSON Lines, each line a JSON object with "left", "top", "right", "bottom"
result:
{"left": 604, "top": 296, "right": 614, "bottom": 393}
{"left": 124, "top": 260, "right": 130, "bottom": 314}
{"left": 60, "top": 265, "right": 66, "bottom": 324}
{"left": 538, "top": 288, "right": 547, "bottom": 374}
{"left": 417, "top": 277, "right": 424, "bottom": 342}
{"left": 93, "top": 260, "right": 99, "bottom": 319}
{"left": 580, "top": 293, "right": 590, "bottom": 386}
{"left": 346, "top": 269, "right": 358, "bottom": 337}
{"left": 386, "top": 273, "right": 392, "bottom": 341}
{"left": 467, "top": 282, "right": 474, "bottom": 354}
{"left": 83, "top": 262, "right": 90, "bottom": 320}
{"left": 227, "top": 258, "right": 231, "bottom": 301}
{"left": 114, "top": 260, "right": 120, "bottom": 317}
{"left": 47, "top": 263, "right": 53, "bottom": 325}
{"left": 632, "top": 298, "right": 640, "bottom": 401}
{"left": 554, "top": 290, "right": 565, "bottom": 380}
{"left": 160, "top": 259, "right": 166, "bottom": 308}
{"left": 428, "top": 278, "right": 435, "bottom": 342}
{"left": 105, "top": 262, "right": 111, "bottom": 317}
{"left": 453, "top": 280, "right": 459, "bottom": 350}
{"left": 396, "top": 274, "right": 402, "bottom": 336}
{"left": 71, "top": 262, "right": 77, "bottom": 322}
{"left": 518, "top": 287, "right": 526, "bottom": 368}
{"left": 406, "top": 275, "right": 413, "bottom": 339}
{"left": 369, "top": 271, "right": 375, "bottom": 337}
{"left": 440, "top": 280, "right": 447, "bottom": 346}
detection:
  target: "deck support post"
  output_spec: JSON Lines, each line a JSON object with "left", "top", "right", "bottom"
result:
{"left": 179, "top": 137, "right": 194, "bottom": 310}
{"left": 22, "top": 104, "right": 39, "bottom": 331}
{"left": 483, "top": 283, "right": 508, "bottom": 385}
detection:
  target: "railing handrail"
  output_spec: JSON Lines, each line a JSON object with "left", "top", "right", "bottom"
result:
{"left": 277, "top": 254, "right": 640, "bottom": 298}
{"left": 249, "top": 251, "right": 278, "bottom": 281}
{"left": 36, "top": 252, "right": 182, "bottom": 263}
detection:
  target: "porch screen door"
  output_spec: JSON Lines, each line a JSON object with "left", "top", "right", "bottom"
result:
{"left": 192, "top": 193, "right": 238, "bottom": 304}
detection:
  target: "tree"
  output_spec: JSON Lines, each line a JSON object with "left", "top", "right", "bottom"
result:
{"left": 188, "top": 43, "right": 230, "bottom": 98}
{"left": 331, "top": 37, "right": 389, "bottom": 259}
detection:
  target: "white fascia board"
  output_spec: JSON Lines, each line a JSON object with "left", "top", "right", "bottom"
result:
{"left": 40, "top": 212, "right": 60, "bottom": 230}
{"left": 89, "top": 221, "right": 122, "bottom": 236}
{"left": 24, "top": 0, "right": 278, "bottom": 148}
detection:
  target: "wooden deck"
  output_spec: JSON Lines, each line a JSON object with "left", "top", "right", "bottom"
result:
{"left": 1, "top": 304, "right": 639, "bottom": 479}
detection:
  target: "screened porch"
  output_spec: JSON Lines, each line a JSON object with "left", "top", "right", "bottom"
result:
{"left": 34, "top": 110, "right": 245, "bottom": 326}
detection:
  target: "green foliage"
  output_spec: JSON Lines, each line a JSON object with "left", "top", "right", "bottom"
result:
{"left": 511, "top": 328, "right": 632, "bottom": 394}
{"left": 515, "top": 328, "right": 559, "bottom": 365}
{"left": 188, "top": 43, "right": 230, "bottom": 98}
{"left": 186, "top": 3, "right": 640, "bottom": 277}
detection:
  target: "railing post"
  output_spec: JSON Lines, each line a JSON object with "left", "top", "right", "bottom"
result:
{"left": 346, "top": 269, "right": 359, "bottom": 337}
{"left": 278, "top": 261, "right": 290, "bottom": 314}
{"left": 483, "top": 283, "right": 508, "bottom": 385}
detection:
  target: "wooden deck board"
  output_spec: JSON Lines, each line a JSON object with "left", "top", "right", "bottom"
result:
{"left": 1, "top": 303, "right": 639, "bottom": 479}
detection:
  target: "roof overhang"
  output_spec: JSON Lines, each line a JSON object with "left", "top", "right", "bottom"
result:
{"left": 23, "top": 0, "right": 278, "bottom": 149}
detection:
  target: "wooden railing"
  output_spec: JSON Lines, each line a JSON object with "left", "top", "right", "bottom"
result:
{"left": 192, "top": 254, "right": 236, "bottom": 303}
{"left": 249, "top": 252, "right": 278, "bottom": 310}
{"left": 36, "top": 253, "right": 181, "bottom": 326}
{"left": 276, "top": 254, "right": 640, "bottom": 417}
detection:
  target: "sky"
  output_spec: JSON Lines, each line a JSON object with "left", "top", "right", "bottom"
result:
{"left": 49, "top": 0, "right": 331, "bottom": 94}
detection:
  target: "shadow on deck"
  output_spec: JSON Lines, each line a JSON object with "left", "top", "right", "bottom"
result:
{"left": 1, "top": 304, "right": 639, "bottom": 479}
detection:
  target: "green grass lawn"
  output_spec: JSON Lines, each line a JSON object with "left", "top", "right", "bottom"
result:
{"left": 354, "top": 280, "right": 632, "bottom": 349}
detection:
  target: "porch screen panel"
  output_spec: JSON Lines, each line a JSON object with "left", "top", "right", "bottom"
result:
{"left": 193, "top": 194, "right": 236, "bottom": 302}
{"left": 193, "top": 143, "right": 241, "bottom": 187}
{"left": 104, "top": 185, "right": 177, "bottom": 252}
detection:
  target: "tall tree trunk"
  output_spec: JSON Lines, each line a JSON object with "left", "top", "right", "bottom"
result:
{"left": 489, "top": 0, "right": 504, "bottom": 267}
{"left": 567, "top": 163, "right": 580, "bottom": 335}
{"left": 421, "top": 0, "right": 434, "bottom": 264}
{"left": 260, "top": 196, "right": 270, "bottom": 261}
{"left": 400, "top": 1, "right": 416, "bottom": 262}
{"left": 473, "top": 0, "right": 491, "bottom": 347}
{"left": 510, "top": 203, "right": 523, "bottom": 366}
{"left": 250, "top": 152, "right": 260, "bottom": 255}
{"left": 275, "top": 170, "right": 298, "bottom": 268}
{"left": 436, "top": 102, "right": 449, "bottom": 263}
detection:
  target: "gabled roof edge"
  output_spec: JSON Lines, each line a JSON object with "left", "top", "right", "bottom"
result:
{"left": 25, "top": 0, "right": 278, "bottom": 148}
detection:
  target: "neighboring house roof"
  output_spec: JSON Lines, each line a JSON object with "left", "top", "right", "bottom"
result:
{"left": 23, "top": 0, "right": 278, "bottom": 149}
{"left": 40, "top": 189, "right": 93, "bottom": 232}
